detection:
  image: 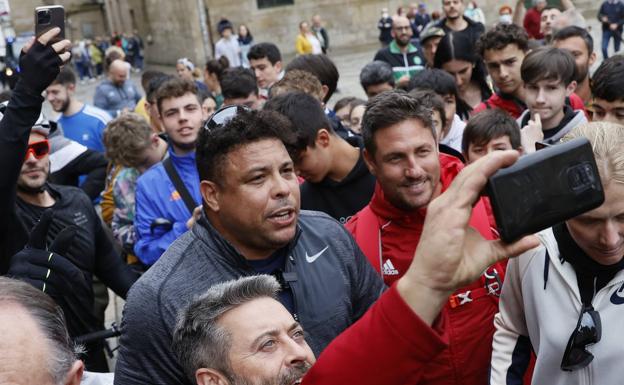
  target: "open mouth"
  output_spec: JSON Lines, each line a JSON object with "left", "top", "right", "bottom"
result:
{"left": 267, "top": 207, "right": 296, "bottom": 224}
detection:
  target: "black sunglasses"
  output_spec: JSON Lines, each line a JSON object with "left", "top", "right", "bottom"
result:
{"left": 560, "top": 305, "right": 602, "bottom": 371}
{"left": 203, "top": 105, "right": 251, "bottom": 132}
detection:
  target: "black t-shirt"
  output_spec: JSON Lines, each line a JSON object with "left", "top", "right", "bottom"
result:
{"left": 247, "top": 249, "right": 295, "bottom": 314}
{"left": 300, "top": 136, "right": 376, "bottom": 224}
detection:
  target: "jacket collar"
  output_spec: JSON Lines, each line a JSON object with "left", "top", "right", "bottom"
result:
{"left": 194, "top": 214, "right": 303, "bottom": 268}
{"left": 389, "top": 40, "right": 418, "bottom": 54}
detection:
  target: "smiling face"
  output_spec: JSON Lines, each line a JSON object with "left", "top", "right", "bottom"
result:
{"left": 159, "top": 92, "right": 204, "bottom": 154}
{"left": 391, "top": 16, "right": 413, "bottom": 47}
{"left": 364, "top": 118, "right": 441, "bottom": 211}
{"left": 567, "top": 182, "right": 624, "bottom": 265}
{"left": 209, "top": 297, "right": 315, "bottom": 385}
{"left": 45, "top": 83, "right": 73, "bottom": 113}
{"left": 202, "top": 139, "right": 301, "bottom": 260}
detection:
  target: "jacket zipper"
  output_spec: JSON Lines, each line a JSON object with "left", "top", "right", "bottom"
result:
{"left": 287, "top": 254, "right": 300, "bottom": 322}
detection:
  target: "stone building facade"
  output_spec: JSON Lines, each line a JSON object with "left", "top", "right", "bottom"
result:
{"left": 9, "top": 0, "right": 598, "bottom": 66}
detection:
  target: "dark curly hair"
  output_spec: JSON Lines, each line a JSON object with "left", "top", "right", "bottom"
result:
{"left": 476, "top": 23, "right": 529, "bottom": 57}
{"left": 591, "top": 55, "right": 624, "bottom": 102}
{"left": 196, "top": 109, "right": 296, "bottom": 184}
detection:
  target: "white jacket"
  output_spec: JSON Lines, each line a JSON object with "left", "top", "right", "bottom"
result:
{"left": 491, "top": 228, "right": 624, "bottom": 385}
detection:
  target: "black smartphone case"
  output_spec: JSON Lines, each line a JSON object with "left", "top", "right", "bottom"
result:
{"left": 486, "top": 137, "right": 605, "bottom": 243}
{"left": 35, "top": 6, "right": 65, "bottom": 41}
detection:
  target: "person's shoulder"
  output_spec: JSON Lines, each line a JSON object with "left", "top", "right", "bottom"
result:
{"left": 136, "top": 162, "right": 166, "bottom": 189}
{"left": 82, "top": 104, "right": 112, "bottom": 123}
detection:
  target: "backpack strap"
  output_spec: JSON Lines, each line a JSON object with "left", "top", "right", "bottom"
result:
{"left": 163, "top": 157, "right": 196, "bottom": 216}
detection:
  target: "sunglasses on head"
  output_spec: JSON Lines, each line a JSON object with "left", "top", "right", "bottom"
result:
{"left": 203, "top": 105, "right": 251, "bottom": 132}
{"left": 24, "top": 139, "right": 50, "bottom": 161}
{"left": 560, "top": 305, "right": 602, "bottom": 371}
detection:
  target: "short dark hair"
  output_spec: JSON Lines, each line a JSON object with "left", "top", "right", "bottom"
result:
{"left": 140, "top": 69, "right": 166, "bottom": 92}
{"left": 220, "top": 67, "right": 258, "bottom": 100}
{"left": 286, "top": 54, "right": 339, "bottom": 103}
{"left": 553, "top": 26, "right": 594, "bottom": 55}
{"left": 333, "top": 96, "right": 357, "bottom": 113}
{"left": 521, "top": 47, "right": 577, "bottom": 86}
{"left": 196, "top": 109, "right": 296, "bottom": 184}
{"left": 476, "top": 23, "right": 529, "bottom": 57}
{"left": 408, "top": 88, "right": 447, "bottom": 132}
{"left": 408, "top": 68, "right": 471, "bottom": 119}
{"left": 146, "top": 74, "right": 174, "bottom": 103}
{"left": 205, "top": 56, "right": 230, "bottom": 80}
{"left": 52, "top": 67, "right": 77, "bottom": 86}
{"left": 360, "top": 61, "right": 395, "bottom": 92}
{"left": 362, "top": 90, "right": 435, "bottom": 156}
{"left": 591, "top": 55, "right": 624, "bottom": 102}
{"left": 263, "top": 91, "right": 332, "bottom": 152}
{"left": 461, "top": 109, "right": 522, "bottom": 154}
{"left": 155, "top": 77, "right": 199, "bottom": 113}
{"left": 247, "top": 43, "right": 281, "bottom": 64}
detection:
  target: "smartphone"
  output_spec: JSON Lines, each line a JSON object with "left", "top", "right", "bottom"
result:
{"left": 35, "top": 5, "right": 65, "bottom": 41}
{"left": 486, "top": 137, "right": 605, "bottom": 243}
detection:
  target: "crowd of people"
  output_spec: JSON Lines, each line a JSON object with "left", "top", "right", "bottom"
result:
{"left": 2, "top": 0, "right": 624, "bottom": 384}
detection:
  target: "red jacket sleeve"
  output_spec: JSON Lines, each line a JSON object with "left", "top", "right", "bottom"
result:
{"left": 302, "top": 284, "right": 448, "bottom": 385}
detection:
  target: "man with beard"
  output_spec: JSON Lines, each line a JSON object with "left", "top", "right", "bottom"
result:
{"left": 133, "top": 77, "right": 207, "bottom": 266}
{"left": 114, "top": 106, "right": 384, "bottom": 385}
{"left": 373, "top": 15, "right": 425, "bottom": 88}
{"left": 1, "top": 28, "right": 138, "bottom": 372}
{"left": 94, "top": 59, "right": 142, "bottom": 117}
{"left": 346, "top": 91, "right": 505, "bottom": 384}
{"left": 553, "top": 26, "right": 596, "bottom": 106}
{"left": 46, "top": 67, "right": 111, "bottom": 152}
{"left": 172, "top": 149, "right": 538, "bottom": 385}
{"left": 435, "top": 0, "right": 485, "bottom": 45}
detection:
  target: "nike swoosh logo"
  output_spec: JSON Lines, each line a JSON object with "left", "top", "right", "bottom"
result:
{"left": 610, "top": 283, "right": 624, "bottom": 305}
{"left": 305, "top": 246, "right": 329, "bottom": 263}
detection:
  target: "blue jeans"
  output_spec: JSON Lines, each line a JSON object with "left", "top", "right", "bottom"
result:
{"left": 602, "top": 28, "right": 622, "bottom": 59}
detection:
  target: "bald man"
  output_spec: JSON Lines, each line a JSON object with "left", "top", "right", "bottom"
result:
{"left": 94, "top": 59, "right": 142, "bottom": 117}
{"left": 373, "top": 15, "right": 426, "bottom": 87}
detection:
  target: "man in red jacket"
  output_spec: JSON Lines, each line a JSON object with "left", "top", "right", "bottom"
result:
{"left": 170, "top": 149, "right": 539, "bottom": 385}
{"left": 345, "top": 90, "right": 504, "bottom": 385}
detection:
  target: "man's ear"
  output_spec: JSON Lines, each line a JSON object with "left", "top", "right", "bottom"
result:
{"left": 362, "top": 148, "right": 377, "bottom": 176}
{"left": 67, "top": 83, "right": 76, "bottom": 94}
{"left": 565, "top": 80, "right": 577, "bottom": 96}
{"left": 274, "top": 61, "right": 283, "bottom": 73}
{"left": 64, "top": 360, "right": 84, "bottom": 385}
{"left": 315, "top": 128, "right": 331, "bottom": 148}
{"left": 196, "top": 368, "right": 230, "bottom": 385}
{"left": 588, "top": 51, "right": 597, "bottom": 68}
{"left": 200, "top": 180, "right": 220, "bottom": 212}
{"left": 320, "top": 85, "right": 329, "bottom": 103}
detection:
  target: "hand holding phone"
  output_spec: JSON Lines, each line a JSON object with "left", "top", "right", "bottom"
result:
{"left": 35, "top": 6, "right": 65, "bottom": 42}
{"left": 486, "top": 137, "right": 605, "bottom": 243}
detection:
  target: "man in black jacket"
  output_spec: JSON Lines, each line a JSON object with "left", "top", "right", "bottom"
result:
{"left": 0, "top": 28, "right": 138, "bottom": 372}
{"left": 435, "top": 0, "right": 485, "bottom": 45}
{"left": 114, "top": 107, "right": 384, "bottom": 385}
{"left": 373, "top": 15, "right": 426, "bottom": 88}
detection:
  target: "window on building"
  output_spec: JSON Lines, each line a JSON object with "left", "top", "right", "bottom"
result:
{"left": 257, "top": 0, "right": 294, "bottom": 9}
